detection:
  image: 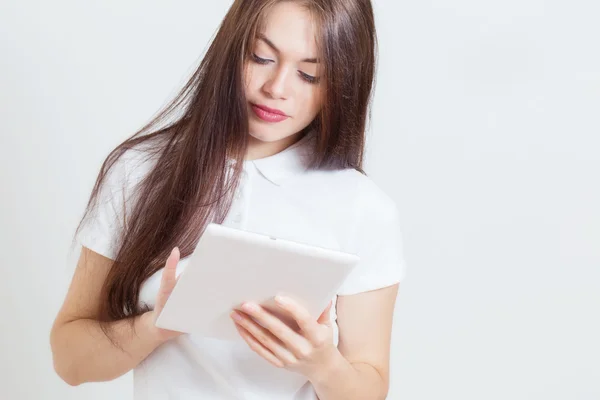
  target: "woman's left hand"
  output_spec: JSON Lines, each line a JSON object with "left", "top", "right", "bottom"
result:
{"left": 230, "top": 295, "right": 339, "bottom": 380}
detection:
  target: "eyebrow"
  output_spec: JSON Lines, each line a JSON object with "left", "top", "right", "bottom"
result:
{"left": 257, "top": 33, "right": 319, "bottom": 63}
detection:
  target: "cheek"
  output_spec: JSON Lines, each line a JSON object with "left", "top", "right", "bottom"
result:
{"left": 298, "top": 87, "right": 323, "bottom": 119}
{"left": 243, "top": 64, "right": 261, "bottom": 93}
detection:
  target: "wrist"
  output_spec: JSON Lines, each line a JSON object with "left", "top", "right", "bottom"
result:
{"left": 310, "top": 348, "right": 350, "bottom": 386}
{"left": 137, "top": 311, "right": 168, "bottom": 347}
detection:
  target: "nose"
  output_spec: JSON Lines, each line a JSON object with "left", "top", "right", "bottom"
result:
{"left": 262, "top": 65, "right": 291, "bottom": 100}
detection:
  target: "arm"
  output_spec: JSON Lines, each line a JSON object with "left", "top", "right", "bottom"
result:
{"left": 311, "top": 283, "right": 399, "bottom": 400}
{"left": 230, "top": 283, "right": 400, "bottom": 400}
{"left": 50, "top": 247, "right": 181, "bottom": 386}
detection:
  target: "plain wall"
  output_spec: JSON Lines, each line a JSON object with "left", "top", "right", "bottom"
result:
{"left": 1, "top": 0, "right": 598, "bottom": 399}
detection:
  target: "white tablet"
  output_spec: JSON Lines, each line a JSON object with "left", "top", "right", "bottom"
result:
{"left": 155, "top": 223, "right": 359, "bottom": 341}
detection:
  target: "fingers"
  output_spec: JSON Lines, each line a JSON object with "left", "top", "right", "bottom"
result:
{"left": 317, "top": 300, "right": 333, "bottom": 325}
{"left": 233, "top": 305, "right": 309, "bottom": 360}
{"left": 162, "top": 247, "right": 180, "bottom": 286}
{"left": 233, "top": 322, "right": 285, "bottom": 368}
{"left": 231, "top": 311, "right": 298, "bottom": 366}
{"left": 155, "top": 247, "right": 180, "bottom": 314}
{"left": 274, "top": 296, "right": 321, "bottom": 343}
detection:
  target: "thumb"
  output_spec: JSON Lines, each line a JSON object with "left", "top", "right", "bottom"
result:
{"left": 317, "top": 300, "right": 333, "bottom": 325}
{"left": 154, "top": 247, "right": 180, "bottom": 316}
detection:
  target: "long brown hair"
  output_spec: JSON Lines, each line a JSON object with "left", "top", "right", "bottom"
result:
{"left": 74, "top": 0, "right": 378, "bottom": 341}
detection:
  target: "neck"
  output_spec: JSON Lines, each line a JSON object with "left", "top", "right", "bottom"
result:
{"left": 245, "top": 131, "right": 305, "bottom": 161}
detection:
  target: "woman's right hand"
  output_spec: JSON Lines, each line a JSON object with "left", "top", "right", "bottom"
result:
{"left": 143, "top": 247, "right": 185, "bottom": 344}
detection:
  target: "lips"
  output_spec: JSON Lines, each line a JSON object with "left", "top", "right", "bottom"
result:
{"left": 250, "top": 103, "right": 289, "bottom": 123}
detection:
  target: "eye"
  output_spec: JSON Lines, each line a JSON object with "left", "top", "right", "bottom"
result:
{"left": 299, "top": 71, "right": 320, "bottom": 84}
{"left": 251, "top": 53, "right": 271, "bottom": 65}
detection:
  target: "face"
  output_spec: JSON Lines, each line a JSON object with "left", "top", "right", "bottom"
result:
{"left": 244, "top": 2, "right": 323, "bottom": 147}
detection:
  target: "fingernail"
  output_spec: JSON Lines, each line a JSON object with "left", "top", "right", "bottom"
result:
{"left": 230, "top": 311, "right": 242, "bottom": 322}
{"left": 242, "top": 303, "right": 257, "bottom": 312}
{"left": 275, "top": 296, "right": 288, "bottom": 305}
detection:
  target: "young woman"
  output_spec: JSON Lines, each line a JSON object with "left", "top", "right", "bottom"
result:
{"left": 50, "top": 0, "right": 407, "bottom": 399}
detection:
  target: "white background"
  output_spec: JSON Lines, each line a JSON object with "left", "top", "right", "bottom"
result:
{"left": 1, "top": 0, "right": 599, "bottom": 399}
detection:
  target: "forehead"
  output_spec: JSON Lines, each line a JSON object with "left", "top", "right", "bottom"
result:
{"left": 256, "top": 2, "right": 319, "bottom": 57}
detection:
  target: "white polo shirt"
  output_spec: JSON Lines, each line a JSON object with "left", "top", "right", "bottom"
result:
{"left": 76, "top": 132, "right": 407, "bottom": 399}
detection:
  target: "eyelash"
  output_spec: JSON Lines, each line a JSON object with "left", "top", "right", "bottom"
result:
{"left": 251, "top": 53, "right": 320, "bottom": 84}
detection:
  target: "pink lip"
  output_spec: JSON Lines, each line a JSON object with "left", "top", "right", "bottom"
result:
{"left": 251, "top": 103, "right": 289, "bottom": 123}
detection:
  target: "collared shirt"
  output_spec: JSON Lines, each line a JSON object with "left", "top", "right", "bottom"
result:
{"left": 76, "top": 132, "right": 407, "bottom": 400}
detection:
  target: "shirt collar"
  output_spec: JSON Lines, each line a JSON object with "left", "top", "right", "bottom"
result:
{"left": 249, "top": 131, "right": 316, "bottom": 186}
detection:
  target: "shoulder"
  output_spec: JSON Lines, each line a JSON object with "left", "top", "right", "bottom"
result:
{"left": 76, "top": 142, "right": 158, "bottom": 259}
{"left": 303, "top": 167, "right": 398, "bottom": 217}
{"left": 298, "top": 167, "right": 400, "bottom": 250}
{"left": 304, "top": 168, "right": 406, "bottom": 294}
{"left": 343, "top": 169, "right": 397, "bottom": 213}
{"left": 101, "top": 141, "right": 159, "bottom": 191}
{"left": 86, "top": 140, "right": 160, "bottom": 218}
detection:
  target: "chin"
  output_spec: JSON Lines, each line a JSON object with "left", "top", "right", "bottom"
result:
{"left": 248, "top": 125, "right": 289, "bottom": 143}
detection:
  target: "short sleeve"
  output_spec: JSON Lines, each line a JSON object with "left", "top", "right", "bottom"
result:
{"left": 336, "top": 184, "right": 407, "bottom": 296}
{"left": 75, "top": 150, "right": 148, "bottom": 260}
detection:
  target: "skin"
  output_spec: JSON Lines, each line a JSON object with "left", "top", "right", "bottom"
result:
{"left": 233, "top": 4, "right": 401, "bottom": 397}
{"left": 244, "top": 2, "right": 323, "bottom": 161}
{"left": 50, "top": 2, "right": 399, "bottom": 399}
